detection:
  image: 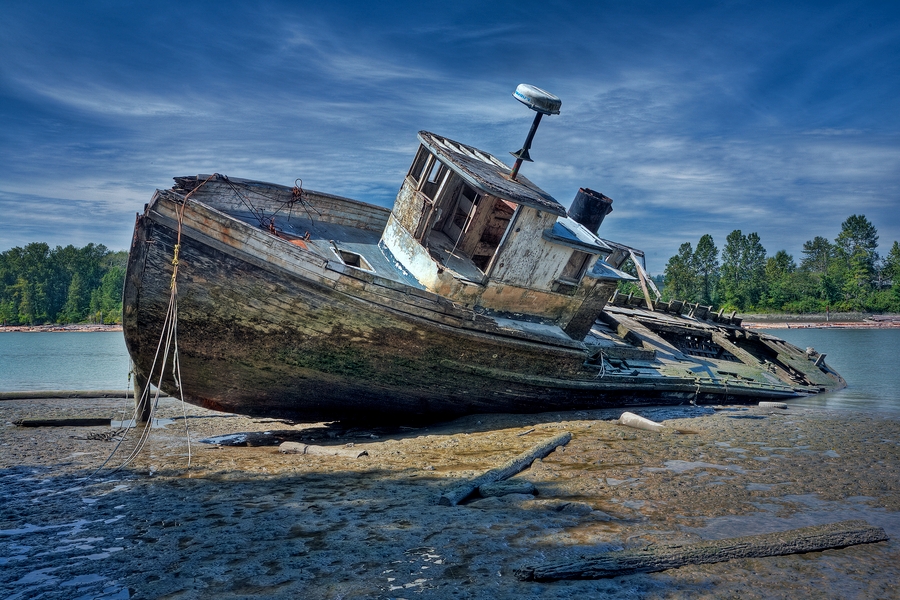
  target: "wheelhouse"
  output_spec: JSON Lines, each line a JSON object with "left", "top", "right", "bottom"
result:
{"left": 380, "top": 131, "right": 633, "bottom": 338}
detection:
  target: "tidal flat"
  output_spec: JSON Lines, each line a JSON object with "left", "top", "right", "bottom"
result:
{"left": 2, "top": 396, "right": 899, "bottom": 599}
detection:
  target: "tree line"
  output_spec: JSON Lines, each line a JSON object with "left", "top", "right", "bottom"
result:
{"left": 659, "top": 214, "right": 900, "bottom": 313}
{"left": 0, "top": 242, "right": 127, "bottom": 325}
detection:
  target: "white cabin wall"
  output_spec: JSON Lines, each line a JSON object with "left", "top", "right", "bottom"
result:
{"left": 489, "top": 207, "right": 573, "bottom": 291}
{"left": 381, "top": 215, "right": 443, "bottom": 289}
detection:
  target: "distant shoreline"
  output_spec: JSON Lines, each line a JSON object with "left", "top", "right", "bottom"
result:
{"left": 3, "top": 315, "right": 899, "bottom": 333}
{"left": 0, "top": 324, "right": 123, "bottom": 333}
{"left": 741, "top": 313, "right": 900, "bottom": 330}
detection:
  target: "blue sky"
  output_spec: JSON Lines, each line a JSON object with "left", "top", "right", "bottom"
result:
{"left": 2, "top": 0, "right": 898, "bottom": 274}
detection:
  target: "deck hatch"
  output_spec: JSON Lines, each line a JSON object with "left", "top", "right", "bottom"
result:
{"left": 332, "top": 247, "right": 375, "bottom": 273}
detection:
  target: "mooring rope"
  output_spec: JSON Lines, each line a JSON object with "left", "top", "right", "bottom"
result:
{"left": 90, "top": 175, "right": 216, "bottom": 478}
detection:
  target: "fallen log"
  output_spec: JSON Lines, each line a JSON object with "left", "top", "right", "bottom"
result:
{"left": 1, "top": 390, "right": 135, "bottom": 401}
{"left": 515, "top": 519, "right": 888, "bottom": 581}
{"left": 279, "top": 441, "right": 368, "bottom": 458}
{"left": 15, "top": 417, "right": 111, "bottom": 427}
{"left": 438, "top": 431, "right": 571, "bottom": 506}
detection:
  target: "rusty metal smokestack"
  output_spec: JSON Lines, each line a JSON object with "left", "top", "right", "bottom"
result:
{"left": 568, "top": 188, "right": 613, "bottom": 234}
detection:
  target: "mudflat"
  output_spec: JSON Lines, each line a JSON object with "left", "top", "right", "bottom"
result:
{"left": 2, "top": 396, "right": 898, "bottom": 599}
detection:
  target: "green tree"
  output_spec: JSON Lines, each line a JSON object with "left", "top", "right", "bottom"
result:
{"left": 835, "top": 215, "right": 878, "bottom": 308}
{"left": 719, "top": 230, "right": 767, "bottom": 310}
{"left": 90, "top": 266, "right": 125, "bottom": 324}
{"left": 694, "top": 234, "right": 719, "bottom": 305}
{"left": 762, "top": 250, "right": 797, "bottom": 310}
{"left": 880, "top": 241, "right": 900, "bottom": 286}
{"left": 663, "top": 242, "right": 696, "bottom": 301}
{"left": 800, "top": 236, "right": 833, "bottom": 274}
{"left": 799, "top": 235, "right": 841, "bottom": 308}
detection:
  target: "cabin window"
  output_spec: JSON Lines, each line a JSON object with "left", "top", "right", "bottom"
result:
{"left": 559, "top": 250, "right": 592, "bottom": 283}
{"left": 408, "top": 147, "right": 432, "bottom": 184}
{"left": 426, "top": 159, "right": 445, "bottom": 184}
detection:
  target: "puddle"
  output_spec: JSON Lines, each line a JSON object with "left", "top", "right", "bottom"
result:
{"left": 681, "top": 493, "right": 900, "bottom": 540}
{"left": 605, "top": 477, "right": 641, "bottom": 486}
{"left": 644, "top": 460, "right": 748, "bottom": 474}
{"left": 60, "top": 573, "right": 106, "bottom": 587}
{"left": 198, "top": 433, "right": 248, "bottom": 445}
{"left": 0, "top": 519, "right": 93, "bottom": 537}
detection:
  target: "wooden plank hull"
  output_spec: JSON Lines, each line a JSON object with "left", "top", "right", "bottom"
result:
{"left": 122, "top": 183, "right": 842, "bottom": 423}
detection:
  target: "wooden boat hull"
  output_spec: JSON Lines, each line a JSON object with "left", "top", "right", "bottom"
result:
{"left": 123, "top": 181, "right": 844, "bottom": 423}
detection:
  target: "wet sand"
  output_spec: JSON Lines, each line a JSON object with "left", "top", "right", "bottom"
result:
{"left": 2, "top": 396, "right": 899, "bottom": 599}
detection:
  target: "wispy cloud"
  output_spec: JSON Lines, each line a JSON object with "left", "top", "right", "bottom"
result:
{"left": 0, "top": 0, "right": 898, "bottom": 272}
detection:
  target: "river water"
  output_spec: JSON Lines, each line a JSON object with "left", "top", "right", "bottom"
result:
{"left": 0, "top": 331, "right": 131, "bottom": 392}
{"left": 1, "top": 328, "right": 898, "bottom": 412}
{"left": 759, "top": 327, "right": 900, "bottom": 414}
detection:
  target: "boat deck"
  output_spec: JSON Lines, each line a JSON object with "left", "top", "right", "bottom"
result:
{"left": 223, "top": 209, "right": 425, "bottom": 289}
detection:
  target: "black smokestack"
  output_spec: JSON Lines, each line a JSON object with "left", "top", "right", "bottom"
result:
{"left": 568, "top": 188, "right": 613, "bottom": 234}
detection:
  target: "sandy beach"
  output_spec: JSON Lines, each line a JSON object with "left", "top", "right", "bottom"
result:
{"left": 2, "top": 395, "right": 898, "bottom": 599}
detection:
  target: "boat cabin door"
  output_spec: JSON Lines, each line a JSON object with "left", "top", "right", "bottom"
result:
{"left": 443, "top": 185, "right": 480, "bottom": 245}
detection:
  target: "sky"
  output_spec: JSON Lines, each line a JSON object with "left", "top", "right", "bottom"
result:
{"left": 2, "top": 0, "right": 899, "bottom": 274}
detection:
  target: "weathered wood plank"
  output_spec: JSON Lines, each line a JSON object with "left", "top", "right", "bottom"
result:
{"left": 515, "top": 519, "right": 888, "bottom": 581}
{"left": 438, "top": 432, "right": 572, "bottom": 506}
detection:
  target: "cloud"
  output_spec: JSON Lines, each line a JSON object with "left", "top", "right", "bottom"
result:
{"left": 0, "top": 0, "right": 898, "bottom": 274}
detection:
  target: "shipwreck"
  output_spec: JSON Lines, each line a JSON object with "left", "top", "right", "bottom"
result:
{"left": 123, "top": 84, "right": 845, "bottom": 422}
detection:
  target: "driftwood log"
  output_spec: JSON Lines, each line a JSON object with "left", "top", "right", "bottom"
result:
{"left": 438, "top": 432, "right": 572, "bottom": 506}
{"left": 279, "top": 441, "right": 368, "bottom": 458}
{"left": 516, "top": 519, "right": 888, "bottom": 581}
{"left": 14, "top": 417, "right": 111, "bottom": 427}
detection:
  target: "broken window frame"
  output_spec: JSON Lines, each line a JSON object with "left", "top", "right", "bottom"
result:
{"left": 408, "top": 146, "right": 433, "bottom": 186}
{"left": 559, "top": 250, "right": 593, "bottom": 284}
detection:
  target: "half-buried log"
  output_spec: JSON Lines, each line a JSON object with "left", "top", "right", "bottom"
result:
{"left": 15, "top": 417, "right": 111, "bottom": 427}
{"left": 438, "top": 432, "right": 571, "bottom": 506}
{"left": 279, "top": 442, "right": 368, "bottom": 458}
{"left": 515, "top": 519, "right": 888, "bottom": 581}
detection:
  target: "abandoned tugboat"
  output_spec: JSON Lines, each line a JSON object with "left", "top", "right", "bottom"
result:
{"left": 123, "top": 84, "right": 845, "bottom": 422}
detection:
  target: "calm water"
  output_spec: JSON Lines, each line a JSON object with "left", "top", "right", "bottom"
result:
{"left": 0, "top": 331, "right": 131, "bottom": 392}
{"left": 760, "top": 327, "right": 900, "bottom": 414}
{"left": 1, "top": 328, "right": 898, "bottom": 413}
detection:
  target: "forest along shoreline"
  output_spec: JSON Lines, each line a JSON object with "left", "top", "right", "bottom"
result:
{"left": 0, "top": 324, "right": 123, "bottom": 332}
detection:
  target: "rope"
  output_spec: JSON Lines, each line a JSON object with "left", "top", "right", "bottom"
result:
{"left": 595, "top": 350, "right": 606, "bottom": 379}
{"left": 222, "top": 175, "right": 320, "bottom": 232}
{"left": 89, "top": 174, "right": 216, "bottom": 478}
